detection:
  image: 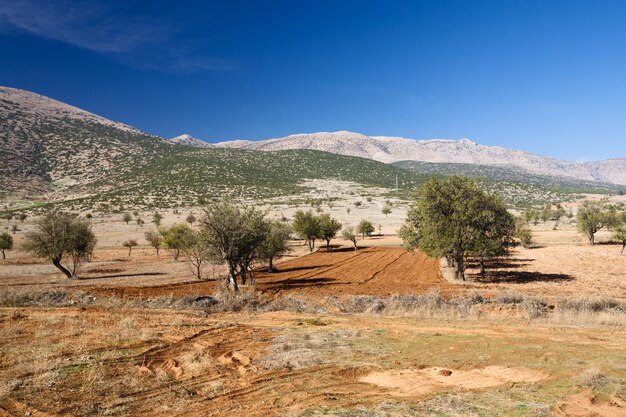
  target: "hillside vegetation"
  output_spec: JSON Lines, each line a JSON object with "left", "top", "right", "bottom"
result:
{"left": 2, "top": 87, "right": 624, "bottom": 213}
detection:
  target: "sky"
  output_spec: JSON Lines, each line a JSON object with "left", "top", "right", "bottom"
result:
{"left": 1, "top": 0, "right": 625, "bottom": 160}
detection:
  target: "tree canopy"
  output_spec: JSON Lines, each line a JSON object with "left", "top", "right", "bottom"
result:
{"left": 399, "top": 176, "right": 514, "bottom": 281}
{"left": 576, "top": 201, "right": 613, "bottom": 245}
{"left": 292, "top": 210, "right": 321, "bottom": 251}
{"left": 200, "top": 201, "right": 269, "bottom": 290}
{"left": 0, "top": 232, "right": 13, "bottom": 259}
{"left": 23, "top": 211, "right": 97, "bottom": 278}
{"left": 318, "top": 213, "right": 342, "bottom": 251}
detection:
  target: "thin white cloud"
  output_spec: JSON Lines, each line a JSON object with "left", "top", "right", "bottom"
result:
{"left": 0, "top": 0, "right": 236, "bottom": 72}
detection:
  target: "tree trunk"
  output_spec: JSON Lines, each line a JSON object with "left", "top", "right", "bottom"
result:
{"left": 326, "top": 239, "right": 331, "bottom": 251}
{"left": 589, "top": 234, "right": 595, "bottom": 245}
{"left": 196, "top": 262, "right": 202, "bottom": 280}
{"left": 128, "top": 247, "right": 132, "bottom": 256}
{"left": 1, "top": 249, "right": 4, "bottom": 259}
{"left": 240, "top": 267, "right": 247, "bottom": 285}
{"left": 52, "top": 257, "right": 73, "bottom": 279}
{"left": 621, "top": 243, "right": 625, "bottom": 255}
{"left": 175, "top": 248, "right": 180, "bottom": 260}
{"left": 353, "top": 241, "right": 358, "bottom": 252}
{"left": 156, "top": 247, "right": 160, "bottom": 257}
{"left": 479, "top": 258, "right": 485, "bottom": 276}
{"left": 228, "top": 265, "right": 238, "bottom": 291}
{"left": 268, "top": 257, "right": 275, "bottom": 272}
{"left": 452, "top": 256, "right": 465, "bottom": 281}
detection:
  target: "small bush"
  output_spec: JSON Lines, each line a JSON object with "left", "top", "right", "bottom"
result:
{"left": 577, "top": 368, "right": 610, "bottom": 388}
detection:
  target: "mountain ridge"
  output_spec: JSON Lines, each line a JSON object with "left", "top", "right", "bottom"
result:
{"left": 169, "top": 134, "right": 212, "bottom": 148}
{"left": 215, "top": 131, "right": 626, "bottom": 185}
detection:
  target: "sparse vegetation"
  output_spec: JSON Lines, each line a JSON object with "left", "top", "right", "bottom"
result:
{"left": 514, "top": 218, "right": 533, "bottom": 248}
{"left": 144, "top": 230, "right": 163, "bottom": 257}
{"left": 0, "top": 231, "right": 12, "bottom": 259}
{"left": 613, "top": 225, "right": 626, "bottom": 254}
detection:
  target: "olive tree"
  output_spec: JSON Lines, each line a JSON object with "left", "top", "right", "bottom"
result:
{"left": 145, "top": 230, "right": 163, "bottom": 256}
{"left": 182, "top": 229, "right": 217, "bottom": 280}
{"left": 122, "top": 213, "right": 132, "bottom": 225}
{"left": 577, "top": 201, "right": 612, "bottom": 245}
{"left": 399, "top": 176, "right": 514, "bottom": 281}
{"left": 259, "top": 221, "right": 292, "bottom": 271}
{"left": 123, "top": 239, "right": 138, "bottom": 256}
{"left": 318, "top": 213, "right": 342, "bottom": 251}
{"left": 382, "top": 205, "right": 392, "bottom": 217}
{"left": 341, "top": 226, "right": 358, "bottom": 252}
{"left": 356, "top": 219, "right": 375, "bottom": 238}
{"left": 0, "top": 232, "right": 13, "bottom": 259}
{"left": 23, "top": 211, "right": 97, "bottom": 279}
{"left": 201, "top": 201, "right": 269, "bottom": 290}
{"left": 614, "top": 226, "right": 626, "bottom": 255}
{"left": 292, "top": 210, "right": 321, "bottom": 251}
{"left": 160, "top": 223, "right": 194, "bottom": 260}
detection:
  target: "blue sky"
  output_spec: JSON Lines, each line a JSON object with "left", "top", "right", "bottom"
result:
{"left": 1, "top": 0, "right": 625, "bottom": 160}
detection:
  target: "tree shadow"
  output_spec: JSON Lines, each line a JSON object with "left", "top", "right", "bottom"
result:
{"left": 258, "top": 265, "right": 332, "bottom": 274}
{"left": 473, "top": 270, "right": 573, "bottom": 283}
{"left": 469, "top": 256, "right": 573, "bottom": 283}
{"left": 258, "top": 277, "right": 341, "bottom": 291}
{"left": 323, "top": 246, "right": 363, "bottom": 253}
{"left": 467, "top": 258, "right": 534, "bottom": 269}
{"left": 79, "top": 272, "right": 167, "bottom": 280}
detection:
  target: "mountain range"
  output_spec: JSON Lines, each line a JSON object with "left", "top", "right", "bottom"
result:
{"left": 1, "top": 86, "right": 624, "bottom": 209}
{"left": 214, "top": 131, "right": 626, "bottom": 185}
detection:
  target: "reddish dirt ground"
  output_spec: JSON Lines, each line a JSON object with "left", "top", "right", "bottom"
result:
{"left": 83, "top": 247, "right": 458, "bottom": 299}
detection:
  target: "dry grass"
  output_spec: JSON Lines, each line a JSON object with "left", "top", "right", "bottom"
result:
{"left": 1, "top": 285, "right": 625, "bottom": 327}
{"left": 576, "top": 368, "right": 611, "bottom": 388}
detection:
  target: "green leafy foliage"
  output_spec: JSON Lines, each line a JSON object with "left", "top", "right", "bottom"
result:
{"left": 22, "top": 211, "right": 96, "bottom": 278}
{"left": 399, "top": 176, "right": 514, "bottom": 281}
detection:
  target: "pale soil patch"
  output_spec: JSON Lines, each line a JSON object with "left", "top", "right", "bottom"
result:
{"left": 554, "top": 391, "right": 626, "bottom": 417}
{"left": 360, "top": 366, "right": 548, "bottom": 396}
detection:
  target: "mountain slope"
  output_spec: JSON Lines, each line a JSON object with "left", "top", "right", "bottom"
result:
{"left": 1, "top": 87, "right": 621, "bottom": 212}
{"left": 393, "top": 161, "right": 621, "bottom": 195}
{"left": 216, "top": 131, "right": 626, "bottom": 185}
{"left": 169, "top": 134, "right": 212, "bottom": 148}
{"left": 0, "top": 86, "right": 170, "bottom": 198}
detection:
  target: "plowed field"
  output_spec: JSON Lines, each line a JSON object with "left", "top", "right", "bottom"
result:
{"left": 88, "top": 247, "right": 455, "bottom": 299}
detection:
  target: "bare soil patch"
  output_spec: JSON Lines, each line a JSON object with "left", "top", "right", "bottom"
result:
{"left": 555, "top": 391, "right": 626, "bottom": 417}
{"left": 81, "top": 247, "right": 456, "bottom": 299}
{"left": 360, "top": 365, "right": 548, "bottom": 396}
